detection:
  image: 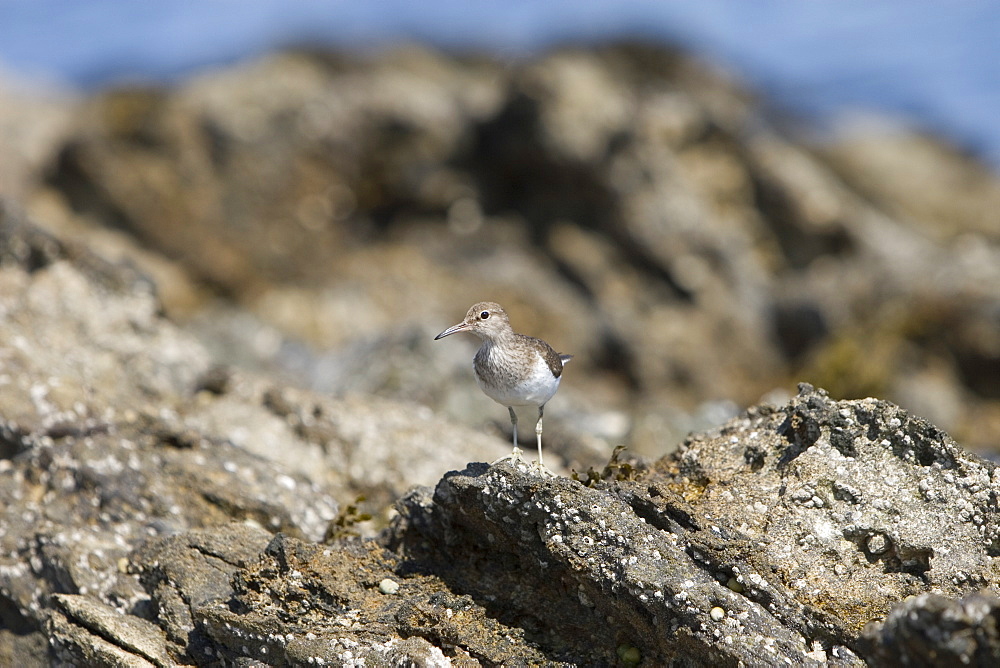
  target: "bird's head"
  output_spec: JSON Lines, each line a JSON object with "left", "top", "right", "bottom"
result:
{"left": 434, "top": 301, "right": 511, "bottom": 341}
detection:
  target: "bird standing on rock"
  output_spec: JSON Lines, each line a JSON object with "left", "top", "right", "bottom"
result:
{"left": 434, "top": 301, "right": 572, "bottom": 469}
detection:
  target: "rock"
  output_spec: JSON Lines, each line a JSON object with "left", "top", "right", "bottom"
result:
{"left": 820, "top": 120, "right": 1000, "bottom": 241}
{"left": 3, "top": 39, "right": 1000, "bottom": 666}
{"left": 858, "top": 591, "right": 1000, "bottom": 666}
{"left": 660, "top": 383, "right": 1000, "bottom": 632}
{"left": 134, "top": 379, "right": 997, "bottom": 666}
{"left": 129, "top": 524, "right": 276, "bottom": 662}
{"left": 49, "top": 594, "right": 173, "bottom": 668}
{"left": 0, "top": 75, "right": 79, "bottom": 203}
{"left": 0, "top": 208, "right": 510, "bottom": 664}
{"left": 381, "top": 383, "right": 998, "bottom": 664}
{"left": 2, "top": 236, "right": 998, "bottom": 666}
{"left": 181, "top": 374, "right": 517, "bottom": 507}
{"left": 41, "top": 48, "right": 499, "bottom": 299}
{"left": 393, "top": 465, "right": 855, "bottom": 666}
{"left": 0, "top": 201, "right": 210, "bottom": 448}
{"left": 198, "top": 532, "right": 524, "bottom": 666}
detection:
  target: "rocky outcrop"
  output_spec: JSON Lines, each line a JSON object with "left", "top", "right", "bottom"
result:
{"left": 17, "top": 361, "right": 1000, "bottom": 664}
{"left": 0, "top": 207, "right": 506, "bottom": 665}
{"left": 3, "top": 41, "right": 1000, "bottom": 666}
{"left": 1, "top": 209, "right": 996, "bottom": 663}
{"left": 859, "top": 591, "right": 1000, "bottom": 666}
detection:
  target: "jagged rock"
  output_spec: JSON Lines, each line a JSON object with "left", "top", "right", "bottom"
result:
{"left": 660, "top": 383, "right": 1000, "bottom": 634}
{"left": 0, "top": 208, "right": 509, "bottom": 665}
{"left": 128, "top": 524, "right": 276, "bottom": 663}
{"left": 3, "top": 40, "right": 1000, "bottom": 667}
{"left": 48, "top": 594, "right": 174, "bottom": 668}
{"left": 137, "top": 384, "right": 992, "bottom": 665}
{"left": 3, "top": 258, "right": 999, "bottom": 666}
{"left": 392, "top": 465, "right": 856, "bottom": 666}
{"left": 378, "top": 383, "right": 997, "bottom": 665}
{"left": 858, "top": 591, "right": 1000, "bottom": 666}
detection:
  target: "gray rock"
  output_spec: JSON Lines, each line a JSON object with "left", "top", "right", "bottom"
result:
{"left": 2, "top": 241, "right": 997, "bottom": 666}
{"left": 4, "top": 41, "right": 1000, "bottom": 666}
{"left": 378, "top": 383, "right": 999, "bottom": 664}
{"left": 859, "top": 591, "right": 1000, "bottom": 666}
{"left": 665, "top": 382, "right": 1000, "bottom": 635}
{"left": 128, "top": 524, "right": 276, "bottom": 662}
{"left": 48, "top": 593, "right": 173, "bottom": 667}
{"left": 394, "top": 465, "right": 854, "bottom": 665}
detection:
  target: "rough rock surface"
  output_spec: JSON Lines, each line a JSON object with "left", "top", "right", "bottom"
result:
{"left": 2, "top": 41, "right": 1000, "bottom": 666}
{"left": 657, "top": 384, "right": 1000, "bottom": 633}
{"left": 858, "top": 591, "right": 1000, "bottom": 667}
{"left": 0, "top": 207, "right": 514, "bottom": 665}
{"left": 7, "top": 287, "right": 1000, "bottom": 667}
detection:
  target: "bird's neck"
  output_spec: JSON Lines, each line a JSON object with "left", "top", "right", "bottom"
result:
{"left": 477, "top": 330, "right": 517, "bottom": 349}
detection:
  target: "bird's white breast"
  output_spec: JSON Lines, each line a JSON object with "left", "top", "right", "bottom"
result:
{"left": 474, "top": 345, "right": 561, "bottom": 408}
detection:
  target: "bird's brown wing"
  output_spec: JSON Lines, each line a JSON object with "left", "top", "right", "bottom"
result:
{"left": 521, "top": 335, "right": 569, "bottom": 378}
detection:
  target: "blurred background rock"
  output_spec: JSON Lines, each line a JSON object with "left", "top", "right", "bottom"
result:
{"left": 1, "top": 2, "right": 998, "bottom": 467}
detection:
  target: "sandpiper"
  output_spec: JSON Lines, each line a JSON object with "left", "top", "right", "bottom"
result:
{"left": 434, "top": 301, "right": 571, "bottom": 468}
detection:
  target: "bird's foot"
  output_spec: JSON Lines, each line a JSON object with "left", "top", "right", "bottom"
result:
{"left": 491, "top": 446, "right": 527, "bottom": 466}
{"left": 491, "top": 448, "right": 558, "bottom": 477}
{"left": 529, "top": 459, "right": 558, "bottom": 478}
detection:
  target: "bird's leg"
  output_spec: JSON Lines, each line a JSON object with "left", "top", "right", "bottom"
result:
{"left": 530, "top": 405, "right": 556, "bottom": 477}
{"left": 509, "top": 406, "right": 519, "bottom": 455}
{"left": 535, "top": 405, "right": 544, "bottom": 467}
{"left": 491, "top": 407, "right": 525, "bottom": 465}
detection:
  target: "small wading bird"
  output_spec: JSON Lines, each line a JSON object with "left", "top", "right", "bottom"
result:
{"left": 434, "top": 302, "right": 571, "bottom": 469}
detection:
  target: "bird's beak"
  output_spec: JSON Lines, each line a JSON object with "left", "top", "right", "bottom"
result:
{"left": 434, "top": 321, "right": 471, "bottom": 340}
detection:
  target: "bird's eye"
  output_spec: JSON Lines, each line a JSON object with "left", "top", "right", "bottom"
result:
{"left": 480, "top": 311, "right": 490, "bottom": 320}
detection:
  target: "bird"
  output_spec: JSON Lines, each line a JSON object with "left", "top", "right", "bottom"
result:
{"left": 434, "top": 301, "right": 571, "bottom": 469}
